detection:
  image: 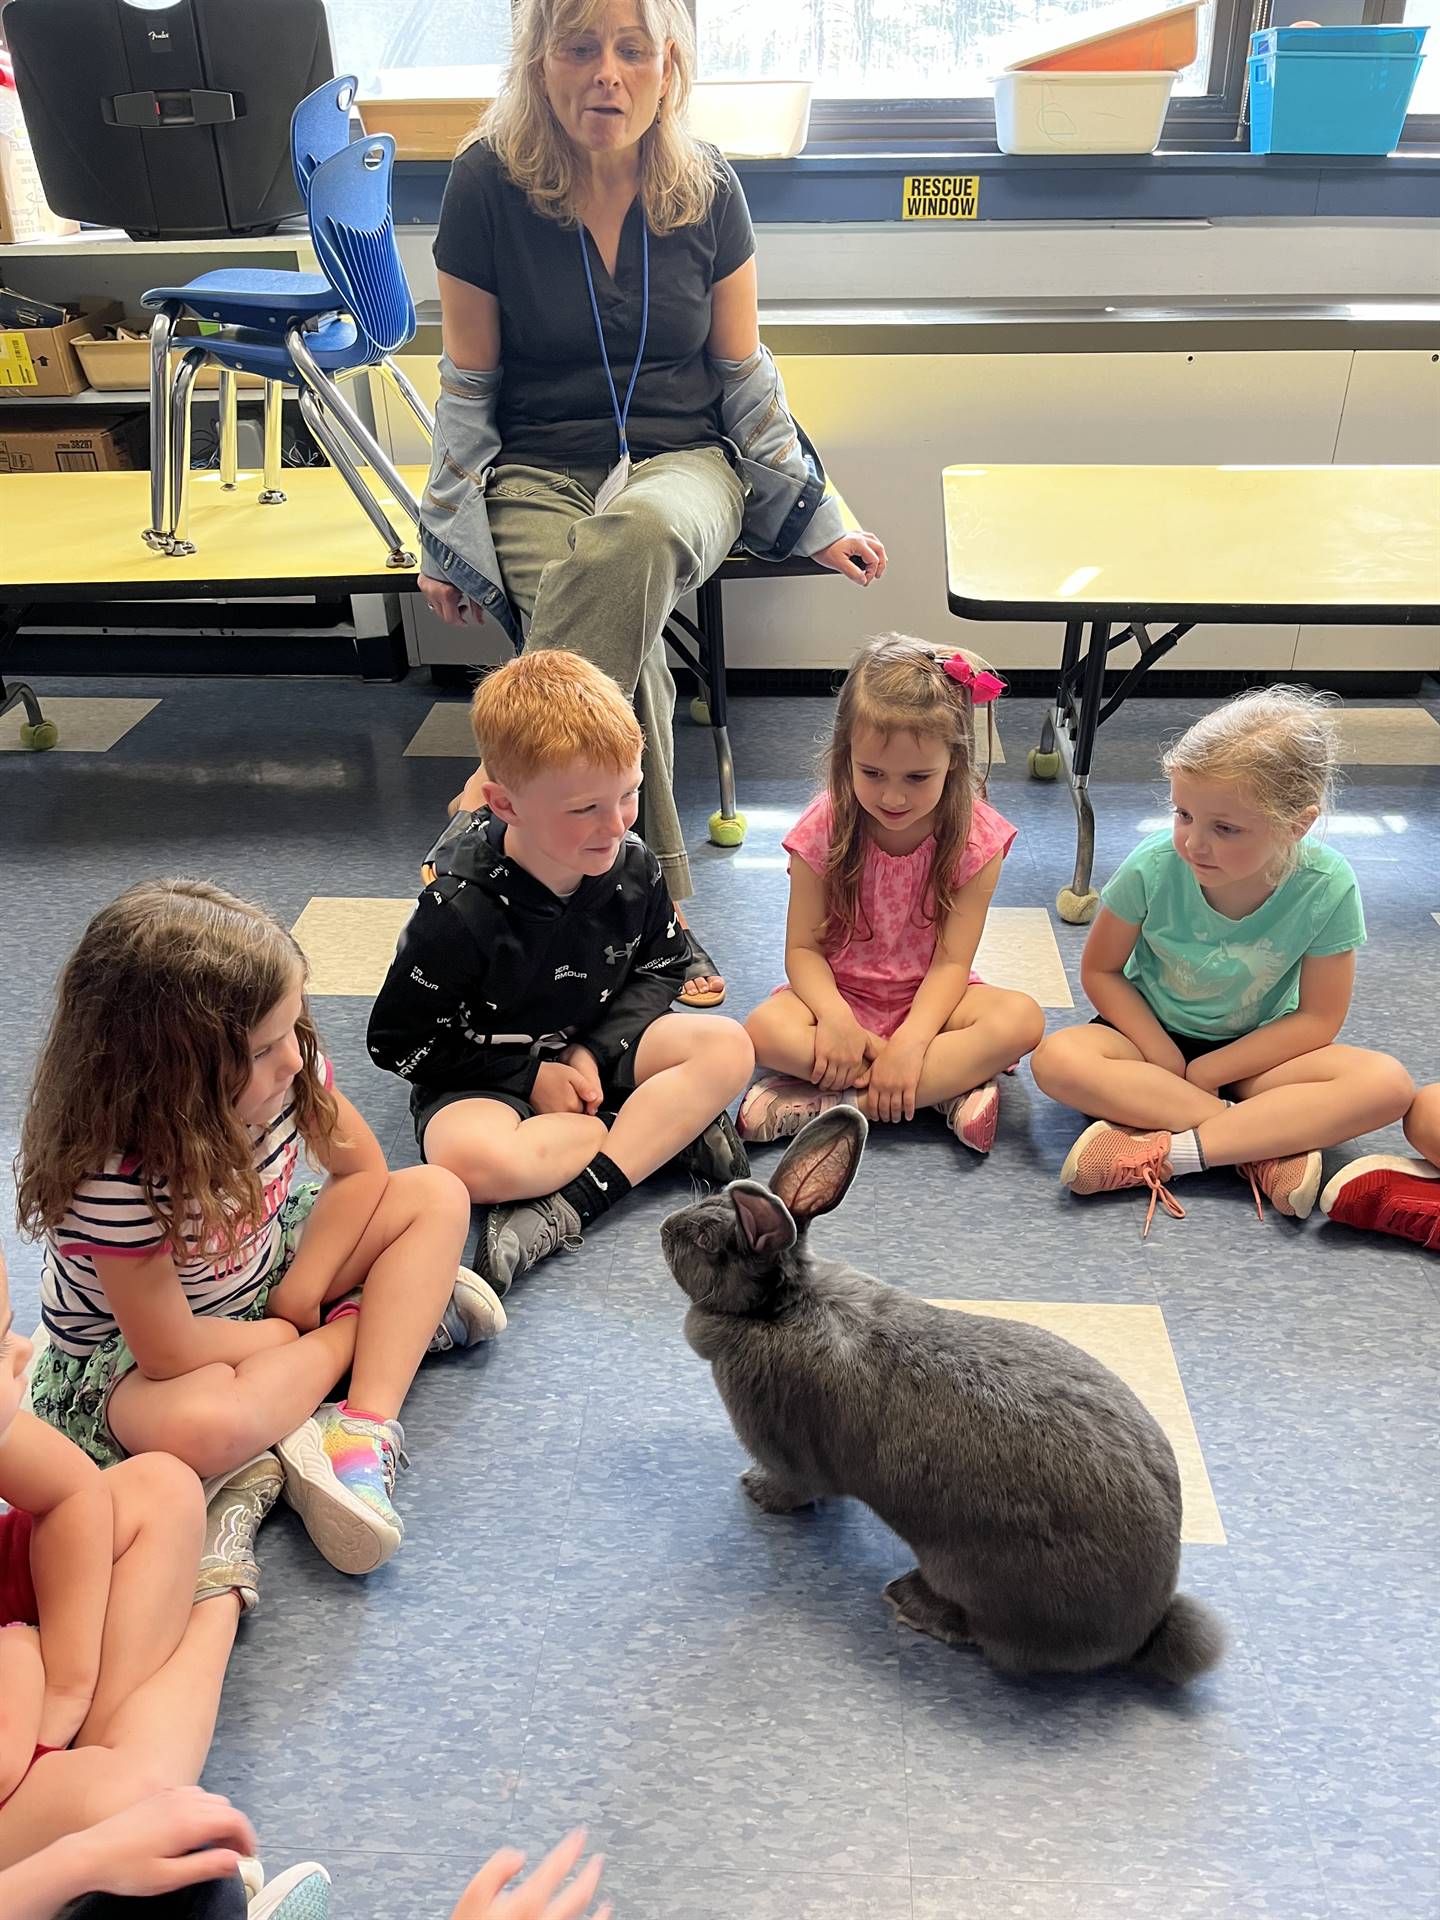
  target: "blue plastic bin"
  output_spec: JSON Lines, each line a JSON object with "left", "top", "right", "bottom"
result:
{"left": 1249, "top": 25, "right": 1427, "bottom": 154}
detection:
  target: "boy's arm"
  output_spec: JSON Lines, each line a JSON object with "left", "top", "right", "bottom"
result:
{"left": 1081, "top": 908, "right": 1186, "bottom": 1072}
{"left": 583, "top": 873, "right": 690, "bottom": 1087}
{"left": 0, "top": 1411, "right": 113, "bottom": 1747}
{"left": 367, "top": 891, "right": 539, "bottom": 1098}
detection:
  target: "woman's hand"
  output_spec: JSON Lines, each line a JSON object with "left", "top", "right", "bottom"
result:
{"left": 811, "top": 1013, "right": 874, "bottom": 1092}
{"left": 59, "top": 1787, "right": 258, "bottom": 1899}
{"left": 419, "top": 572, "right": 481, "bottom": 627}
{"left": 450, "top": 1830, "right": 608, "bottom": 1920}
{"left": 813, "top": 531, "right": 887, "bottom": 587}
{"left": 861, "top": 1033, "right": 927, "bottom": 1124}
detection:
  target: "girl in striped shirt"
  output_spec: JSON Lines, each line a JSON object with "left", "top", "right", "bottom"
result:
{"left": 16, "top": 879, "right": 501, "bottom": 1577}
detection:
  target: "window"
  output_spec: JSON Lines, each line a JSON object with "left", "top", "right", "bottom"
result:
{"left": 322, "top": 0, "right": 512, "bottom": 92}
{"left": 1395, "top": 0, "right": 1438, "bottom": 112}
{"left": 693, "top": 0, "right": 1252, "bottom": 145}
{"left": 695, "top": 0, "right": 1216, "bottom": 99}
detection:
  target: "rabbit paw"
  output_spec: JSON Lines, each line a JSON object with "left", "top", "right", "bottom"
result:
{"left": 740, "top": 1467, "right": 816, "bottom": 1514}
{"left": 883, "top": 1569, "right": 973, "bottom": 1647}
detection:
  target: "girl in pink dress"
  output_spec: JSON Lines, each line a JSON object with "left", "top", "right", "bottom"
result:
{"left": 739, "top": 634, "right": 1044, "bottom": 1153}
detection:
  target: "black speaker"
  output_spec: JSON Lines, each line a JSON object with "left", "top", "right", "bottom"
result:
{"left": 4, "top": 0, "right": 334, "bottom": 240}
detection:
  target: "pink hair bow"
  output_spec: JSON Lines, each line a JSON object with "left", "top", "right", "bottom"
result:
{"left": 941, "top": 654, "right": 1006, "bottom": 705}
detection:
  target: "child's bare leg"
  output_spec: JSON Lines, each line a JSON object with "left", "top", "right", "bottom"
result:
{"left": 744, "top": 990, "right": 828, "bottom": 1082}
{"left": 107, "top": 1316, "right": 358, "bottom": 1480}
{"left": 1032, "top": 1023, "right": 1226, "bottom": 1131}
{"left": 1403, "top": 1082, "right": 1440, "bottom": 1166}
{"left": 603, "top": 1015, "right": 753, "bottom": 1184}
{"left": 1196, "top": 1047, "right": 1414, "bottom": 1167}
{"left": 426, "top": 1098, "right": 607, "bottom": 1204}
{"left": 909, "top": 986, "right": 1046, "bottom": 1106}
{"left": 315, "top": 1166, "right": 469, "bottom": 1422}
{"left": 0, "top": 1598, "right": 240, "bottom": 1864}
{"left": 75, "top": 1455, "right": 205, "bottom": 1744}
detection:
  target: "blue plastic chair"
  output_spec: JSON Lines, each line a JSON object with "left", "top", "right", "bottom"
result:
{"left": 151, "top": 132, "right": 432, "bottom": 567}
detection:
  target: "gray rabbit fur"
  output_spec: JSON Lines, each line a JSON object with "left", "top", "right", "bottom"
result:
{"left": 661, "top": 1107, "right": 1224, "bottom": 1684}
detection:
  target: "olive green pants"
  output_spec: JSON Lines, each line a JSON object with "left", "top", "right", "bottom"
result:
{"left": 486, "top": 445, "right": 746, "bottom": 901}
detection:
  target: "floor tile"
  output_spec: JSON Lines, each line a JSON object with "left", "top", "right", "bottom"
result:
{"left": 403, "top": 699, "right": 475, "bottom": 757}
{"left": 926, "top": 1300, "right": 1224, "bottom": 1544}
{"left": 290, "top": 896, "right": 413, "bottom": 996}
{"left": 974, "top": 906, "right": 1074, "bottom": 1008}
{"left": 1333, "top": 705, "right": 1440, "bottom": 766}
{"left": 0, "top": 693, "right": 159, "bottom": 752}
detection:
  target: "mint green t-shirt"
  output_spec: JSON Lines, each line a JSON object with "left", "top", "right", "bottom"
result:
{"left": 1099, "top": 830, "right": 1366, "bottom": 1040}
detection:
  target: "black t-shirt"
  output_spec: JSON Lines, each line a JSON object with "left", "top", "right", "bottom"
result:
{"left": 432, "top": 140, "right": 756, "bottom": 467}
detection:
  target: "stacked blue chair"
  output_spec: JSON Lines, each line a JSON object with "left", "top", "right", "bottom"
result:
{"left": 140, "top": 77, "right": 433, "bottom": 563}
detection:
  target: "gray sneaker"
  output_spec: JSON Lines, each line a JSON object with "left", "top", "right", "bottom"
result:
{"left": 480, "top": 1192, "right": 584, "bottom": 1293}
{"left": 429, "top": 1266, "right": 508, "bottom": 1352}
{"left": 676, "top": 1110, "right": 750, "bottom": 1185}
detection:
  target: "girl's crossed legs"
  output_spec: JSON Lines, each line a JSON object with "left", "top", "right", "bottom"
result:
{"left": 0, "top": 1455, "right": 235, "bottom": 1868}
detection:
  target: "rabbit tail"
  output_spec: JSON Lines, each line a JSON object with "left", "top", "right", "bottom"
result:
{"left": 1130, "top": 1594, "right": 1226, "bottom": 1684}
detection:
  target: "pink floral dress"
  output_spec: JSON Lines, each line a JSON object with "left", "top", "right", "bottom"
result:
{"left": 780, "top": 793, "right": 1018, "bottom": 1038}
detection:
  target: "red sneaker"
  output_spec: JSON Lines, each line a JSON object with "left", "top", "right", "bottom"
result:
{"left": 1319, "top": 1156, "right": 1440, "bottom": 1251}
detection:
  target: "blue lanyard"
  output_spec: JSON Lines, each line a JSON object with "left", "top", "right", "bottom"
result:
{"left": 577, "top": 216, "right": 649, "bottom": 462}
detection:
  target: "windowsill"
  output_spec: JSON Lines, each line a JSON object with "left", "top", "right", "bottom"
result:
{"left": 393, "top": 146, "right": 1440, "bottom": 226}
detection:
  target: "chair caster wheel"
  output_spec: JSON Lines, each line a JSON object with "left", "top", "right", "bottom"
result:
{"left": 690, "top": 696, "right": 712, "bottom": 727}
{"left": 20, "top": 720, "right": 59, "bottom": 750}
{"left": 1027, "top": 748, "right": 1061, "bottom": 780}
{"left": 708, "top": 809, "right": 747, "bottom": 848}
{"left": 1057, "top": 887, "right": 1099, "bottom": 924}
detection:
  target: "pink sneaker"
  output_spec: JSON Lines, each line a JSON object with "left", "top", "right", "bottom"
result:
{"left": 1239, "top": 1151, "right": 1323, "bottom": 1221}
{"left": 940, "top": 1081, "right": 1000, "bottom": 1154}
{"left": 737, "top": 1073, "right": 851, "bottom": 1143}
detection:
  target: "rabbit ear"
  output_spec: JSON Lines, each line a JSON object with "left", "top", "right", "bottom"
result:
{"left": 730, "top": 1181, "right": 798, "bottom": 1258}
{"left": 771, "top": 1105, "right": 868, "bottom": 1226}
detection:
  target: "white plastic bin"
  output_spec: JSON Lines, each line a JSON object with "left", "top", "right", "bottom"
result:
{"left": 993, "top": 69, "right": 1177, "bottom": 153}
{"left": 687, "top": 80, "right": 813, "bottom": 157}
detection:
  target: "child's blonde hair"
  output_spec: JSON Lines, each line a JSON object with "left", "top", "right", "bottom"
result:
{"left": 15, "top": 879, "right": 338, "bottom": 1255}
{"left": 471, "top": 650, "right": 643, "bottom": 788}
{"left": 820, "top": 633, "right": 985, "bottom": 952}
{"left": 1162, "top": 685, "right": 1338, "bottom": 858}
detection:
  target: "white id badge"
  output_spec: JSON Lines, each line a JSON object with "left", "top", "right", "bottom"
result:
{"left": 594, "top": 452, "right": 631, "bottom": 513}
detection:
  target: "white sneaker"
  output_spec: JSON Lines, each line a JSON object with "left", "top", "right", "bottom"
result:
{"left": 248, "top": 1862, "right": 331, "bottom": 1920}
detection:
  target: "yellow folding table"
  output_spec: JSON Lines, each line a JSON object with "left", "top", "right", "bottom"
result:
{"left": 942, "top": 463, "right": 1440, "bottom": 922}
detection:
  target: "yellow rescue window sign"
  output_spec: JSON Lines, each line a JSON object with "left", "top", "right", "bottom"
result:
{"left": 901, "top": 174, "right": 980, "bottom": 220}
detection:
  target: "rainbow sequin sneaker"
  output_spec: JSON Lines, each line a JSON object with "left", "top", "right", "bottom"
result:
{"left": 276, "top": 1404, "right": 407, "bottom": 1575}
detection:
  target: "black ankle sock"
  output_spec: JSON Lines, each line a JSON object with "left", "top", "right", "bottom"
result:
{"left": 559, "top": 1152, "right": 631, "bottom": 1227}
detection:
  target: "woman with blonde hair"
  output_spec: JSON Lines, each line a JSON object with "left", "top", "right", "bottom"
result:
{"left": 416, "top": 0, "right": 887, "bottom": 1010}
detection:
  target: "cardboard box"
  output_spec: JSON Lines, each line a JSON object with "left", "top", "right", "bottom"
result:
{"left": 0, "top": 301, "right": 124, "bottom": 397}
{"left": 75, "top": 324, "right": 266, "bottom": 393}
{"left": 0, "top": 410, "right": 148, "bottom": 474}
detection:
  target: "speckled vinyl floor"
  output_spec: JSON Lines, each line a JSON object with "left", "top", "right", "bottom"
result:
{"left": 2, "top": 670, "right": 1436, "bottom": 1919}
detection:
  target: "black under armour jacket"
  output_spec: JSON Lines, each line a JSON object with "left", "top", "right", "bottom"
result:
{"left": 367, "top": 810, "right": 689, "bottom": 1105}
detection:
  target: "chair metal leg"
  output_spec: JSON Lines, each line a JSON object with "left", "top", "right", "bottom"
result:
{"left": 378, "top": 355, "right": 435, "bottom": 439}
{"left": 166, "top": 347, "right": 207, "bottom": 557}
{"left": 286, "top": 329, "right": 421, "bottom": 528}
{"left": 297, "top": 390, "right": 415, "bottom": 569}
{"left": 218, "top": 370, "right": 239, "bottom": 490}
{"left": 260, "top": 381, "right": 286, "bottom": 504}
{"left": 143, "top": 308, "right": 177, "bottom": 551}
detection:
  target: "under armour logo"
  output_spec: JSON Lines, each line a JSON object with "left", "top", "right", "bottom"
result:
{"left": 604, "top": 936, "right": 641, "bottom": 966}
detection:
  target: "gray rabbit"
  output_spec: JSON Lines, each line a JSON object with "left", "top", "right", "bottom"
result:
{"left": 661, "top": 1107, "right": 1224, "bottom": 1684}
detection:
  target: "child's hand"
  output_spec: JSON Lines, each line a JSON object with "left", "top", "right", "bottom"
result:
{"left": 449, "top": 1830, "right": 608, "bottom": 1920}
{"left": 812, "top": 1013, "right": 873, "bottom": 1091}
{"left": 533, "top": 1058, "right": 602, "bottom": 1116}
{"left": 860, "top": 1034, "right": 927, "bottom": 1124}
{"left": 61, "top": 1786, "right": 257, "bottom": 1898}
